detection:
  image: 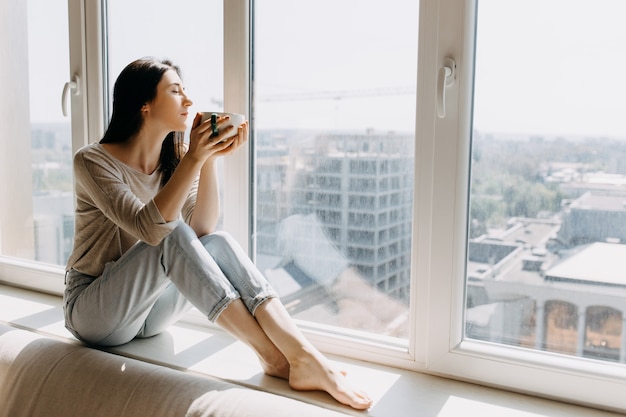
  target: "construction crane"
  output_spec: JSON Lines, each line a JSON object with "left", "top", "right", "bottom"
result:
{"left": 258, "top": 86, "right": 415, "bottom": 102}
{"left": 210, "top": 86, "right": 415, "bottom": 107}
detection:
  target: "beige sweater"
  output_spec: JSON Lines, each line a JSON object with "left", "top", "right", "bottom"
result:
{"left": 66, "top": 143, "right": 197, "bottom": 276}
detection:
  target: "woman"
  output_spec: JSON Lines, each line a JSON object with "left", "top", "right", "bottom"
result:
{"left": 64, "top": 57, "right": 372, "bottom": 410}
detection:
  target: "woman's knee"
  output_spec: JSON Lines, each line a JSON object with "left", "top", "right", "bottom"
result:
{"left": 199, "top": 230, "right": 239, "bottom": 252}
{"left": 166, "top": 223, "right": 238, "bottom": 251}
{"left": 202, "top": 230, "right": 233, "bottom": 242}
{"left": 167, "top": 221, "right": 198, "bottom": 241}
{"left": 161, "top": 222, "right": 204, "bottom": 255}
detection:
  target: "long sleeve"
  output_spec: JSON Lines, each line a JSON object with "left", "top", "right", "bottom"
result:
{"left": 66, "top": 143, "right": 185, "bottom": 276}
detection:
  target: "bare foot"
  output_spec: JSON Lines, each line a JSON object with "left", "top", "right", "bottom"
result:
{"left": 288, "top": 348, "right": 373, "bottom": 410}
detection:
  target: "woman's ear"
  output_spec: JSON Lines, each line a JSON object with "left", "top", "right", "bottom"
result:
{"left": 141, "top": 103, "right": 150, "bottom": 114}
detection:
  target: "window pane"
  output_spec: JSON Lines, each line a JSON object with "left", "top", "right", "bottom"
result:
{"left": 0, "top": 0, "right": 73, "bottom": 266}
{"left": 253, "top": 0, "right": 418, "bottom": 340}
{"left": 467, "top": 0, "right": 626, "bottom": 364}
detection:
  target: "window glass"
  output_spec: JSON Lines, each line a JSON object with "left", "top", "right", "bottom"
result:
{"left": 467, "top": 0, "right": 626, "bottom": 364}
{"left": 253, "top": 0, "right": 418, "bottom": 340}
{"left": 0, "top": 0, "right": 73, "bottom": 266}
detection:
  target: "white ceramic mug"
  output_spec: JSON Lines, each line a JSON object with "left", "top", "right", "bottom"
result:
{"left": 199, "top": 112, "right": 246, "bottom": 137}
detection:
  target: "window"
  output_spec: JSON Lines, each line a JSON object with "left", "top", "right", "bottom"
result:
{"left": 1, "top": 0, "right": 625, "bottom": 413}
{"left": 0, "top": 0, "right": 73, "bottom": 267}
{"left": 421, "top": 0, "right": 626, "bottom": 411}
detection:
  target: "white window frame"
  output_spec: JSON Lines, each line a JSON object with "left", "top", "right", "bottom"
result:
{"left": 222, "top": 0, "right": 252, "bottom": 251}
{"left": 418, "top": 0, "right": 626, "bottom": 412}
{"left": 0, "top": 0, "right": 100, "bottom": 295}
{"left": 0, "top": 0, "right": 624, "bottom": 412}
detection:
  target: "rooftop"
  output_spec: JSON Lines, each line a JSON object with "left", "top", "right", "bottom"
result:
{"left": 545, "top": 242, "right": 626, "bottom": 288}
{"left": 571, "top": 193, "right": 626, "bottom": 211}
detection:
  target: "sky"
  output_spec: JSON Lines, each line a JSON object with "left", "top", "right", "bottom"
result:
{"left": 25, "top": 0, "right": 626, "bottom": 139}
{"left": 473, "top": 0, "right": 626, "bottom": 139}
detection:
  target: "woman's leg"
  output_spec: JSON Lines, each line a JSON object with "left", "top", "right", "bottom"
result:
{"left": 67, "top": 223, "right": 371, "bottom": 409}
{"left": 138, "top": 281, "right": 193, "bottom": 338}
{"left": 65, "top": 223, "right": 242, "bottom": 345}
{"left": 64, "top": 242, "right": 185, "bottom": 346}
{"left": 254, "top": 299, "right": 373, "bottom": 410}
{"left": 216, "top": 300, "right": 289, "bottom": 379}
{"left": 216, "top": 298, "right": 372, "bottom": 409}
{"left": 196, "top": 231, "right": 289, "bottom": 377}
{"left": 201, "top": 230, "right": 372, "bottom": 409}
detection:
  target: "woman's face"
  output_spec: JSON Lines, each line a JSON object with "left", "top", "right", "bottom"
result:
{"left": 143, "top": 69, "right": 193, "bottom": 133}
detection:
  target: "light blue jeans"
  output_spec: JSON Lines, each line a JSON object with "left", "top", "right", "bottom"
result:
{"left": 64, "top": 221, "right": 278, "bottom": 346}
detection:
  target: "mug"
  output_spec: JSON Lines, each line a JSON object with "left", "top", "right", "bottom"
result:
{"left": 199, "top": 112, "right": 246, "bottom": 138}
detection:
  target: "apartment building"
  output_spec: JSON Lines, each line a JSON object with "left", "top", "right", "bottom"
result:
{"left": 255, "top": 131, "right": 413, "bottom": 303}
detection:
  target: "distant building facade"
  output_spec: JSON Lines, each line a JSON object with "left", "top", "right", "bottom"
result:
{"left": 466, "top": 191, "right": 626, "bottom": 363}
{"left": 558, "top": 192, "right": 626, "bottom": 247}
{"left": 255, "top": 130, "right": 414, "bottom": 303}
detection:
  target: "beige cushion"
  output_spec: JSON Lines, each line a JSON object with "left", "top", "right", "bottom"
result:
{"left": 0, "top": 324, "right": 346, "bottom": 417}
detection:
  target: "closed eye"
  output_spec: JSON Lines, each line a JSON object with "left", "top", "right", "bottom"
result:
{"left": 170, "top": 82, "right": 185, "bottom": 94}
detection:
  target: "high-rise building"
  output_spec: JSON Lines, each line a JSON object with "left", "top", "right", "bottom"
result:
{"left": 255, "top": 130, "right": 414, "bottom": 303}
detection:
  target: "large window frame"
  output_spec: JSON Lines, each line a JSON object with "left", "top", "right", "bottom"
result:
{"left": 417, "top": 0, "right": 626, "bottom": 412}
{"left": 0, "top": 0, "right": 624, "bottom": 412}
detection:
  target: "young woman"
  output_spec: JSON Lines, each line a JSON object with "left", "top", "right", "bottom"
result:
{"left": 64, "top": 57, "right": 372, "bottom": 410}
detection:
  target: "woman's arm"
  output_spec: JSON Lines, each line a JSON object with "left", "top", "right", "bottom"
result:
{"left": 188, "top": 158, "right": 220, "bottom": 236}
{"left": 153, "top": 154, "right": 205, "bottom": 222}
{"left": 74, "top": 147, "right": 178, "bottom": 246}
{"left": 188, "top": 119, "right": 249, "bottom": 236}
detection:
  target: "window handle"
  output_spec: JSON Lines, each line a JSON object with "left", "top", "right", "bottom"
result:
{"left": 61, "top": 74, "right": 80, "bottom": 117}
{"left": 436, "top": 57, "right": 456, "bottom": 118}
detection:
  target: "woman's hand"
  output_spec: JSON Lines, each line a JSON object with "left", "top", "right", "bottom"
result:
{"left": 227, "top": 119, "right": 249, "bottom": 154}
{"left": 187, "top": 113, "right": 248, "bottom": 164}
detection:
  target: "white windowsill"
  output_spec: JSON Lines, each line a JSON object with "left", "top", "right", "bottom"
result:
{"left": 0, "top": 283, "right": 620, "bottom": 417}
